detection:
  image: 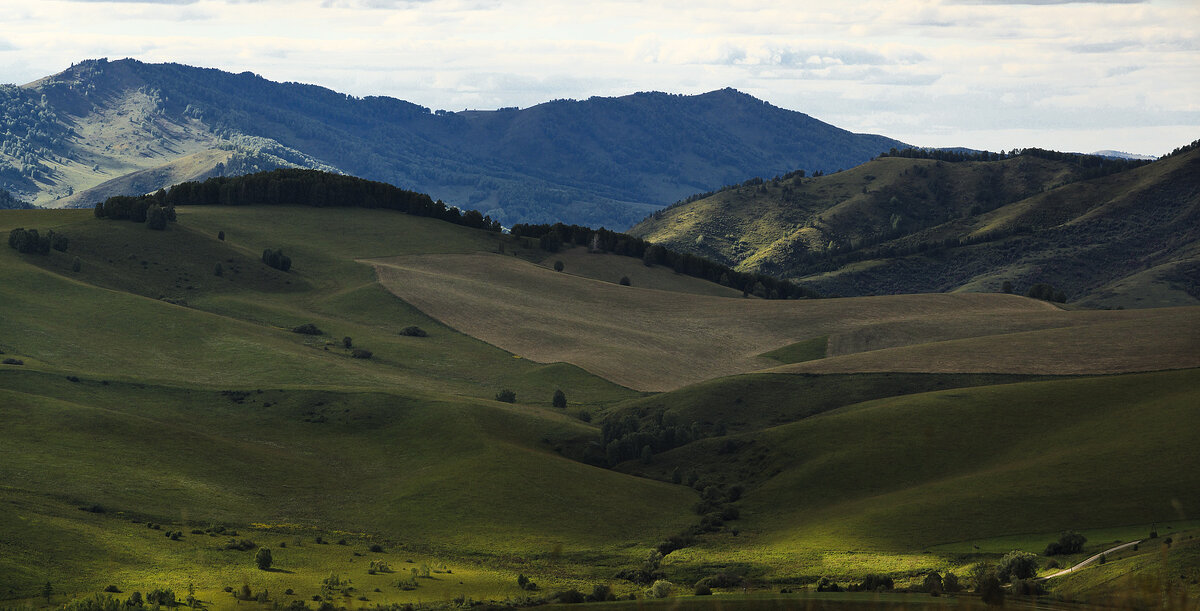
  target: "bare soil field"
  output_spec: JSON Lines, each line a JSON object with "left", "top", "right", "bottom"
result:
{"left": 368, "top": 253, "right": 1101, "bottom": 391}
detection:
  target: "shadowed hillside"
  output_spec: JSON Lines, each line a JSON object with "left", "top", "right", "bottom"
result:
{"left": 630, "top": 145, "right": 1200, "bottom": 307}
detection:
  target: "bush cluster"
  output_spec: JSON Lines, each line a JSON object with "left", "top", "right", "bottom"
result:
{"left": 262, "top": 248, "right": 292, "bottom": 271}
{"left": 8, "top": 228, "right": 67, "bottom": 254}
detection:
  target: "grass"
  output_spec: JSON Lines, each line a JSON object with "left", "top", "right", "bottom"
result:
{"left": 633, "top": 369, "right": 1200, "bottom": 584}
{"left": 540, "top": 246, "right": 745, "bottom": 298}
{"left": 761, "top": 336, "right": 828, "bottom": 363}
{"left": 3, "top": 205, "right": 1198, "bottom": 607}
{"left": 370, "top": 253, "right": 1067, "bottom": 391}
{"left": 0, "top": 369, "right": 695, "bottom": 599}
{"left": 778, "top": 306, "right": 1200, "bottom": 375}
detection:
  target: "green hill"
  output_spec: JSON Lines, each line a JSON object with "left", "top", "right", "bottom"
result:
{"left": 2, "top": 181, "right": 1198, "bottom": 608}
{"left": 629, "top": 146, "right": 1200, "bottom": 308}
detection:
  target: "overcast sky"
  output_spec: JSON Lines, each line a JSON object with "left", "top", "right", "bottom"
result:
{"left": 1, "top": 0, "right": 1196, "bottom": 155}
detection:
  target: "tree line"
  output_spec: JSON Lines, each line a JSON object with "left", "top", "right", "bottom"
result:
{"left": 877, "top": 146, "right": 1153, "bottom": 181}
{"left": 509, "top": 222, "right": 819, "bottom": 300}
{"left": 92, "top": 169, "right": 504, "bottom": 233}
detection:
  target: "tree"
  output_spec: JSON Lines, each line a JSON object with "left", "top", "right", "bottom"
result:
{"left": 146, "top": 204, "right": 168, "bottom": 230}
{"left": 255, "top": 547, "right": 273, "bottom": 570}
{"left": 342, "top": 336, "right": 353, "bottom": 349}
{"left": 495, "top": 389, "right": 516, "bottom": 403}
{"left": 553, "top": 260, "right": 564, "bottom": 272}
{"left": 943, "top": 572, "right": 961, "bottom": 593}
{"left": 214, "top": 262, "right": 223, "bottom": 277}
{"left": 619, "top": 276, "right": 631, "bottom": 286}
{"left": 72, "top": 257, "right": 81, "bottom": 273}
{"left": 922, "top": 571, "right": 943, "bottom": 594}
{"left": 1044, "top": 530, "right": 1086, "bottom": 556}
{"left": 43, "top": 582, "right": 52, "bottom": 603}
{"left": 552, "top": 389, "right": 566, "bottom": 408}
{"left": 218, "top": 230, "right": 225, "bottom": 241}
{"left": 1001, "top": 280, "right": 1013, "bottom": 294}
{"left": 997, "top": 550, "right": 1038, "bottom": 582}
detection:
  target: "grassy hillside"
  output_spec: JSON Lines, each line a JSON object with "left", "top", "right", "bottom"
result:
{"left": 630, "top": 147, "right": 1200, "bottom": 307}
{"left": 3, "top": 202, "right": 1197, "bottom": 608}
{"left": 631, "top": 369, "right": 1200, "bottom": 585}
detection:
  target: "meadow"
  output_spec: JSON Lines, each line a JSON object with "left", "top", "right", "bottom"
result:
{"left": 2, "top": 204, "right": 1197, "bottom": 609}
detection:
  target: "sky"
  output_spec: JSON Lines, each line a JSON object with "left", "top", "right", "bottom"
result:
{"left": 0, "top": 0, "right": 1197, "bottom": 156}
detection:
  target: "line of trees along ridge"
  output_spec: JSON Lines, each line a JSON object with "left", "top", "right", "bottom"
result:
{"left": 92, "top": 169, "right": 503, "bottom": 232}
{"left": 510, "top": 222, "right": 819, "bottom": 300}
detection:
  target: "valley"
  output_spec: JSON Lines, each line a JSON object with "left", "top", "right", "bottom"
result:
{"left": 2, "top": 185, "right": 1198, "bottom": 609}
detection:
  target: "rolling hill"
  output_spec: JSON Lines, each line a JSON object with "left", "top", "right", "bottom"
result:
{"left": 629, "top": 144, "right": 1200, "bottom": 308}
{"left": 2, "top": 174, "right": 1198, "bottom": 607}
{"left": 1, "top": 58, "right": 905, "bottom": 228}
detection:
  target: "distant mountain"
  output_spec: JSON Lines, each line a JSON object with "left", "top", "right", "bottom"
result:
{"left": 630, "top": 144, "right": 1200, "bottom": 308}
{"left": 1092, "top": 150, "right": 1157, "bottom": 161}
{"left": 0, "top": 59, "right": 906, "bottom": 228}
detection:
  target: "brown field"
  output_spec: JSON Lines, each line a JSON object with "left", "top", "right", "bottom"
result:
{"left": 370, "top": 253, "right": 1083, "bottom": 391}
{"left": 779, "top": 305, "right": 1200, "bottom": 375}
{"left": 538, "top": 246, "right": 747, "bottom": 298}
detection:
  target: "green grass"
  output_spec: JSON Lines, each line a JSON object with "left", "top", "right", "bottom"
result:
{"left": 760, "top": 336, "right": 828, "bottom": 364}
{"left": 3, "top": 206, "right": 1197, "bottom": 607}
{"left": 637, "top": 370, "right": 1200, "bottom": 583}
{"left": 0, "top": 369, "right": 695, "bottom": 599}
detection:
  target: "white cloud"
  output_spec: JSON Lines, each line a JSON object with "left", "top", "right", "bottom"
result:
{"left": 0, "top": 0, "right": 1195, "bottom": 155}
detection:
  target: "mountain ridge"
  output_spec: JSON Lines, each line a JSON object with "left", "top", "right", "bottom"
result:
{"left": 2, "top": 58, "right": 906, "bottom": 228}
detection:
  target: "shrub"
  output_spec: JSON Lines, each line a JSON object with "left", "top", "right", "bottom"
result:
{"left": 551, "top": 590, "right": 584, "bottom": 603}
{"left": 351, "top": 349, "right": 373, "bottom": 359}
{"left": 848, "top": 574, "right": 894, "bottom": 592}
{"left": 1044, "top": 530, "right": 1087, "bottom": 555}
{"left": 262, "top": 248, "right": 292, "bottom": 271}
{"left": 815, "top": 577, "right": 841, "bottom": 592}
{"left": 553, "top": 260, "right": 564, "bottom": 272}
{"left": 146, "top": 204, "right": 168, "bottom": 230}
{"left": 368, "top": 544, "right": 384, "bottom": 553}
{"left": 552, "top": 389, "right": 567, "bottom": 408}
{"left": 292, "top": 323, "right": 323, "bottom": 335}
{"left": 694, "top": 583, "right": 712, "bottom": 596}
{"left": 587, "top": 584, "right": 614, "bottom": 602}
{"left": 50, "top": 232, "right": 68, "bottom": 252}
{"left": 696, "top": 573, "right": 743, "bottom": 589}
{"left": 103, "top": 586, "right": 120, "bottom": 593}
{"left": 576, "top": 410, "right": 591, "bottom": 422}
{"left": 398, "top": 326, "right": 427, "bottom": 337}
{"left": 213, "top": 262, "right": 223, "bottom": 277}
{"left": 997, "top": 550, "right": 1038, "bottom": 582}
{"left": 1011, "top": 578, "right": 1045, "bottom": 596}
{"left": 255, "top": 547, "right": 273, "bottom": 570}
{"left": 3, "top": 358, "right": 24, "bottom": 365}
{"left": 619, "top": 276, "right": 630, "bottom": 286}
{"left": 647, "top": 580, "right": 673, "bottom": 598}
{"left": 941, "top": 572, "right": 961, "bottom": 593}
{"left": 922, "top": 571, "right": 943, "bottom": 594}
{"left": 218, "top": 231, "right": 225, "bottom": 240}
{"left": 342, "top": 336, "right": 353, "bottom": 349}
{"left": 495, "top": 389, "right": 516, "bottom": 403}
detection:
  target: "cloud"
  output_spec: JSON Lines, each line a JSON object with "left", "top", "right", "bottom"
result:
{"left": 56, "top": 0, "right": 200, "bottom": 4}
{"left": 952, "top": 0, "right": 1144, "bottom": 4}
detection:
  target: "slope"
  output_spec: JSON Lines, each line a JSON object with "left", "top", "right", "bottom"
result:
{"left": 631, "top": 369, "right": 1200, "bottom": 583}
{"left": 630, "top": 146, "right": 1200, "bottom": 306}
{"left": 5, "top": 58, "right": 905, "bottom": 227}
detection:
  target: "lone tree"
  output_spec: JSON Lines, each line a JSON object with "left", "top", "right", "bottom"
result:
{"left": 495, "top": 389, "right": 516, "bottom": 403}
{"left": 996, "top": 550, "right": 1038, "bottom": 582}
{"left": 1045, "top": 531, "right": 1087, "bottom": 556}
{"left": 255, "top": 547, "right": 273, "bottom": 570}
{"left": 553, "top": 260, "right": 564, "bottom": 272}
{"left": 552, "top": 389, "right": 567, "bottom": 408}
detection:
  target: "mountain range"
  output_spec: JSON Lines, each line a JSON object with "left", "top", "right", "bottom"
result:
{"left": 1, "top": 58, "right": 905, "bottom": 228}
